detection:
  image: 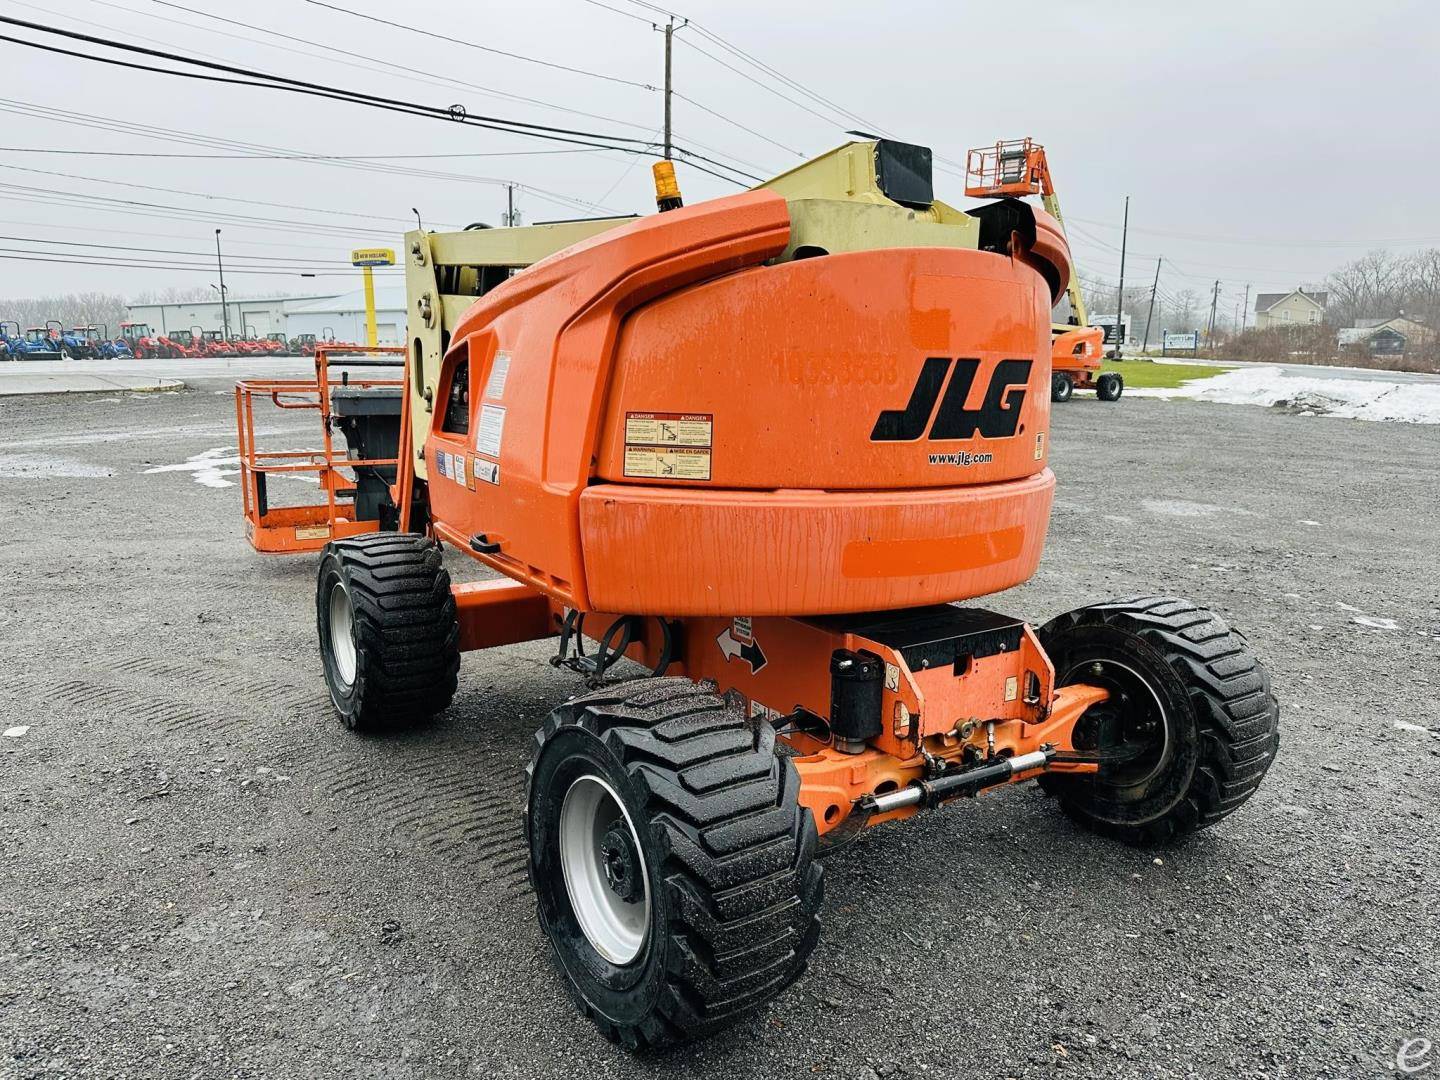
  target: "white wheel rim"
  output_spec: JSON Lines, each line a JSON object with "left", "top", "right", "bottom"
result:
{"left": 558, "top": 774, "right": 650, "bottom": 965}
{"left": 328, "top": 582, "right": 357, "bottom": 686}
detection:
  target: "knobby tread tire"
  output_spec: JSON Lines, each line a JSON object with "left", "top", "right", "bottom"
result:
{"left": 1038, "top": 596, "right": 1280, "bottom": 845}
{"left": 316, "top": 532, "right": 459, "bottom": 732}
{"left": 525, "top": 678, "right": 822, "bottom": 1049}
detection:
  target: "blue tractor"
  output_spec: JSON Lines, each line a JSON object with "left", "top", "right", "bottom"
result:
{"left": 47, "top": 319, "right": 88, "bottom": 359}
{"left": 18, "top": 325, "right": 63, "bottom": 360}
{"left": 0, "top": 320, "right": 17, "bottom": 360}
{"left": 73, "top": 324, "right": 133, "bottom": 359}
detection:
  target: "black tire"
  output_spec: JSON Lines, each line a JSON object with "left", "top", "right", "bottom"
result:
{"left": 1037, "top": 596, "right": 1279, "bottom": 845}
{"left": 1051, "top": 372, "right": 1074, "bottom": 402}
{"left": 1096, "top": 372, "right": 1124, "bottom": 401}
{"left": 525, "top": 678, "right": 822, "bottom": 1048}
{"left": 315, "top": 532, "right": 459, "bottom": 733}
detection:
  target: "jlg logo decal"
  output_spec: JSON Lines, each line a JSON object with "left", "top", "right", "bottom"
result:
{"left": 870, "top": 358, "right": 1033, "bottom": 441}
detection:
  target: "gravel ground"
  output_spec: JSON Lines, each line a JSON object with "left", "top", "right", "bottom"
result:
{"left": 1, "top": 381, "right": 1436, "bottom": 1080}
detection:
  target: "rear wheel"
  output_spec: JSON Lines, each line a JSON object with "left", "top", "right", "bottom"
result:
{"left": 1051, "top": 372, "right": 1074, "bottom": 402}
{"left": 1038, "top": 597, "right": 1279, "bottom": 845}
{"left": 1097, "top": 372, "right": 1124, "bottom": 401}
{"left": 526, "top": 678, "right": 823, "bottom": 1048}
{"left": 315, "top": 532, "right": 459, "bottom": 732}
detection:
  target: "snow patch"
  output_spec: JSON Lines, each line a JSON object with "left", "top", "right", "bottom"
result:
{"left": 145, "top": 446, "right": 320, "bottom": 489}
{"left": 1129, "top": 366, "right": 1440, "bottom": 423}
{"left": 1353, "top": 616, "right": 1400, "bottom": 630}
{"left": 3, "top": 726, "right": 29, "bottom": 738}
{"left": 1394, "top": 720, "right": 1439, "bottom": 739}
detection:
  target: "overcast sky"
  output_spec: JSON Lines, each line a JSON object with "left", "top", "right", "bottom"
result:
{"left": 1, "top": 0, "right": 1434, "bottom": 321}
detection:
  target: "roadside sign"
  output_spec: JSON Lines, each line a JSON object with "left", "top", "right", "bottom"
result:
{"left": 350, "top": 248, "right": 395, "bottom": 267}
{"left": 1162, "top": 330, "right": 1200, "bottom": 356}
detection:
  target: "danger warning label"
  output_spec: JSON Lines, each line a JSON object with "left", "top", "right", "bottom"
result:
{"left": 624, "top": 412, "right": 712, "bottom": 448}
{"left": 623, "top": 445, "right": 711, "bottom": 480}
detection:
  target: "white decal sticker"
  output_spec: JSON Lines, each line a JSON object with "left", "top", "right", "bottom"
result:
{"left": 476, "top": 405, "right": 506, "bottom": 459}
{"left": 484, "top": 351, "right": 511, "bottom": 400}
{"left": 473, "top": 458, "right": 500, "bottom": 485}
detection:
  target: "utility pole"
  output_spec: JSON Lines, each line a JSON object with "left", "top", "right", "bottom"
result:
{"left": 1113, "top": 195, "right": 1129, "bottom": 358}
{"left": 504, "top": 184, "right": 516, "bottom": 227}
{"left": 1240, "top": 283, "right": 1251, "bottom": 333}
{"left": 662, "top": 17, "right": 674, "bottom": 160}
{"left": 1207, "top": 279, "right": 1220, "bottom": 345}
{"left": 658, "top": 16, "right": 686, "bottom": 160}
{"left": 1142, "top": 256, "right": 1162, "bottom": 354}
{"left": 214, "top": 228, "right": 230, "bottom": 340}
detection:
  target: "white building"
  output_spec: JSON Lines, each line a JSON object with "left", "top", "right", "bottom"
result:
{"left": 284, "top": 285, "right": 408, "bottom": 345}
{"left": 126, "top": 294, "right": 339, "bottom": 338}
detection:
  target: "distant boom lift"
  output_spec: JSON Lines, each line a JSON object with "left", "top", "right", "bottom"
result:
{"left": 965, "top": 139, "right": 1121, "bottom": 403}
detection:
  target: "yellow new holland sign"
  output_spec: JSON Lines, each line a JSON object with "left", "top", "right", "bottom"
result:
{"left": 351, "top": 248, "right": 395, "bottom": 267}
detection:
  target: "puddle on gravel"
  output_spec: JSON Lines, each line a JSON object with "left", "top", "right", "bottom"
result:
{"left": 0, "top": 453, "right": 114, "bottom": 478}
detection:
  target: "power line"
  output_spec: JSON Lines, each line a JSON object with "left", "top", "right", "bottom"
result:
{"left": 303, "top": 0, "right": 654, "bottom": 90}
{"left": 0, "top": 184, "right": 417, "bottom": 242}
{"left": 0, "top": 100, "right": 625, "bottom": 215}
{"left": 0, "top": 16, "right": 658, "bottom": 148}
{"left": 138, "top": 0, "right": 665, "bottom": 136}
{"left": 24, "top": 0, "right": 713, "bottom": 182}
{"left": 0, "top": 145, "right": 602, "bottom": 160}
{"left": 577, "top": 0, "right": 653, "bottom": 23}
{"left": 0, "top": 16, "right": 761, "bottom": 185}
{"left": 0, "top": 233, "right": 358, "bottom": 264}
{"left": 0, "top": 162, "right": 439, "bottom": 227}
{"left": 672, "top": 91, "right": 801, "bottom": 158}
{"left": 0, "top": 250, "right": 400, "bottom": 275}
{"left": 0, "top": 214, "right": 365, "bottom": 254}
{"left": 1069, "top": 213, "right": 1440, "bottom": 250}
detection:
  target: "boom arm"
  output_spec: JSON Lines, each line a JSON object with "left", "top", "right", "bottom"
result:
{"left": 965, "top": 138, "right": 1089, "bottom": 327}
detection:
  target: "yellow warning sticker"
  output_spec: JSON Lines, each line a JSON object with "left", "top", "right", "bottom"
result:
{"left": 625, "top": 412, "right": 712, "bottom": 448}
{"left": 623, "top": 445, "right": 711, "bottom": 480}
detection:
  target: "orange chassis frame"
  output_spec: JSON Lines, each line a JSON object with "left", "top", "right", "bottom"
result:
{"left": 240, "top": 348, "right": 1105, "bottom": 838}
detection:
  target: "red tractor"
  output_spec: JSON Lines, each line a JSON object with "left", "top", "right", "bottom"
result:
{"left": 118, "top": 322, "right": 165, "bottom": 359}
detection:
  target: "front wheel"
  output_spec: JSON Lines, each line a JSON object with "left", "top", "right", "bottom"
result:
{"left": 315, "top": 533, "right": 459, "bottom": 732}
{"left": 1038, "top": 597, "right": 1279, "bottom": 845}
{"left": 1051, "top": 371, "right": 1074, "bottom": 402}
{"left": 1096, "top": 372, "right": 1124, "bottom": 401}
{"left": 526, "top": 678, "right": 823, "bottom": 1048}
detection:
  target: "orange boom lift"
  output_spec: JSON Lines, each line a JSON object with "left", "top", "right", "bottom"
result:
{"left": 238, "top": 140, "right": 1277, "bottom": 1047}
{"left": 966, "top": 137, "right": 1124, "bottom": 403}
